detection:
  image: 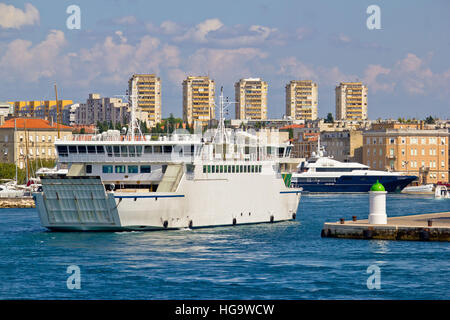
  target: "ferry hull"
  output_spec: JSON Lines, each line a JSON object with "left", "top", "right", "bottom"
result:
{"left": 34, "top": 175, "right": 301, "bottom": 231}
{"left": 292, "top": 175, "right": 417, "bottom": 193}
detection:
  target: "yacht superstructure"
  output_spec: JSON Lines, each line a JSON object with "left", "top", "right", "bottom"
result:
{"left": 290, "top": 140, "right": 417, "bottom": 193}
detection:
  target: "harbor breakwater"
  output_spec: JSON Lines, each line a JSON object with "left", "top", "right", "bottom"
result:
{"left": 0, "top": 198, "right": 35, "bottom": 208}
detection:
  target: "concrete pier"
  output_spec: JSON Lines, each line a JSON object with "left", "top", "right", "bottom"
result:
{"left": 322, "top": 212, "right": 450, "bottom": 241}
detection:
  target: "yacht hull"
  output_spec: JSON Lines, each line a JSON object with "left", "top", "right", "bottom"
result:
{"left": 291, "top": 175, "right": 417, "bottom": 193}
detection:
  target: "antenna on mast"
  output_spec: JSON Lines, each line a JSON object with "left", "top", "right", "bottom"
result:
{"left": 213, "top": 86, "right": 237, "bottom": 144}
{"left": 127, "top": 76, "right": 143, "bottom": 140}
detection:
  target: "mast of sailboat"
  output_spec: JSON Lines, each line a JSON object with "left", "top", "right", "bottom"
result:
{"left": 54, "top": 83, "right": 60, "bottom": 139}
{"left": 14, "top": 118, "right": 17, "bottom": 184}
{"left": 24, "top": 120, "right": 30, "bottom": 184}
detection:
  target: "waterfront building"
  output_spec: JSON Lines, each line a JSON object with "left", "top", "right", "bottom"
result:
{"left": 288, "top": 128, "right": 319, "bottom": 159}
{"left": 286, "top": 80, "right": 318, "bottom": 121}
{"left": 128, "top": 74, "right": 161, "bottom": 127}
{"left": 235, "top": 78, "right": 268, "bottom": 120}
{"left": 335, "top": 82, "right": 368, "bottom": 121}
{"left": 363, "top": 128, "right": 449, "bottom": 184}
{"left": 0, "top": 118, "right": 72, "bottom": 168}
{"left": 321, "top": 130, "right": 363, "bottom": 163}
{"left": 182, "top": 76, "right": 215, "bottom": 126}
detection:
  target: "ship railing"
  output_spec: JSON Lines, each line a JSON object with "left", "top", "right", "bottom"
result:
{"left": 63, "top": 133, "right": 201, "bottom": 143}
{"left": 61, "top": 153, "right": 196, "bottom": 163}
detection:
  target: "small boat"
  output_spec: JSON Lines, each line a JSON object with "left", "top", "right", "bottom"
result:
{"left": 435, "top": 185, "right": 450, "bottom": 199}
{"left": 402, "top": 184, "right": 434, "bottom": 194}
{"left": 0, "top": 180, "right": 29, "bottom": 198}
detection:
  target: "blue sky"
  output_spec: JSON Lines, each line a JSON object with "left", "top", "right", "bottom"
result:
{"left": 0, "top": 0, "right": 449, "bottom": 120}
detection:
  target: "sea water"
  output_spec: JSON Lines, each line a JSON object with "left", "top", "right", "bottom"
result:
{"left": 0, "top": 194, "right": 449, "bottom": 299}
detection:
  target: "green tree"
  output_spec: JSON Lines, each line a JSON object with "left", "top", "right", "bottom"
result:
{"left": 324, "top": 113, "right": 334, "bottom": 123}
{"left": 425, "top": 116, "right": 435, "bottom": 124}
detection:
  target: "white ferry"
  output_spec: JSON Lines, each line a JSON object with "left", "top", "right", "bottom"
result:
{"left": 33, "top": 88, "right": 301, "bottom": 231}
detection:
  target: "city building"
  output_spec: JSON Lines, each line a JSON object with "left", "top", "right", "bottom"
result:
{"left": 0, "top": 102, "right": 13, "bottom": 121}
{"left": 9, "top": 100, "right": 73, "bottom": 119}
{"left": 75, "top": 94, "right": 148, "bottom": 126}
{"left": 62, "top": 104, "right": 80, "bottom": 126}
{"left": 128, "top": 74, "right": 161, "bottom": 127}
{"left": 286, "top": 80, "right": 318, "bottom": 121}
{"left": 235, "top": 78, "right": 268, "bottom": 120}
{"left": 182, "top": 76, "right": 216, "bottom": 126}
{"left": 321, "top": 130, "right": 363, "bottom": 163}
{"left": 0, "top": 118, "right": 73, "bottom": 169}
{"left": 363, "top": 128, "right": 449, "bottom": 184}
{"left": 335, "top": 82, "right": 368, "bottom": 121}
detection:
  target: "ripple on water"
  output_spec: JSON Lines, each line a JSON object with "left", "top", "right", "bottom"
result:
{"left": 0, "top": 194, "right": 449, "bottom": 299}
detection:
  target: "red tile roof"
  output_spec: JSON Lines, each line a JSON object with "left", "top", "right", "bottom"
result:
{"left": 279, "top": 124, "right": 305, "bottom": 130}
{"left": 0, "top": 118, "right": 72, "bottom": 130}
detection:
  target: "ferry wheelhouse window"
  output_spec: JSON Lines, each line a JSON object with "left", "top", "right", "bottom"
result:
{"left": 128, "top": 146, "right": 136, "bottom": 157}
{"left": 154, "top": 146, "right": 162, "bottom": 153}
{"left": 121, "top": 146, "right": 128, "bottom": 157}
{"left": 78, "top": 146, "right": 87, "bottom": 153}
{"left": 163, "top": 145, "right": 173, "bottom": 153}
{"left": 57, "top": 145, "right": 68, "bottom": 157}
{"left": 203, "top": 165, "right": 207, "bottom": 173}
{"left": 102, "top": 165, "right": 113, "bottom": 173}
{"left": 115, "top": 165, "right": 126, "bottom": 173}
{"left": 278, "top": 147, "right": 284, "bottom": 157}
{"left": 140, "top": 165, "right": 151, "bottom": 173}
{"left": 144, "top": 146, "right": 153, "bottom": 154}
{"left": 183, "top": 145, "right": 192, "bottom": 155}
{"left": 128, "top": 165, "right": 138, "bottom": 173}
{"left": 86, "top": 165, "right": 92, "bottom": 174}
{"left": 87, "top": 145, "right": 96, "bottom": 154}
{"left": 113, "top": 146, "right": 120, "bottom": 157}
{"left": 136, "top": 146, "right": 142, "bottom": 156}
{"left": 106, "top": 146, "right": 112, "bottom": 156}
{"left": 96, "top": 146, "right": 105, "bottom": 153}
{"left": 68, "top": 145, "right": 77, "bottom": 154}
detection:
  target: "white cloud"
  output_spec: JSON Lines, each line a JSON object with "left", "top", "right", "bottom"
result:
{"left": 175, "top": 18, "right": 224, "bottom": 43}
{"left": 296, "top": 27, "right": 314, "bottom": 40}
{"left": 278, "top": 57, "right": 317, "bottom": 80}
{"left": 0, "top": 30, "right": 69, "bottom": 82}
{"left": 0, "top": 30, "right": 181, "bottom": 89}
{"left": 78, "top": 33, "right": 180, "bottom": 85}
{"left": 160, "top": 20, "right": 182, "bottom": 35}
{"left": 0, "top": 3, "right": 39, "bottom": 29}
{"left": 115, "top": 30, "right": 127, "bottom": 43}
{"left": 278, "top": 57, "right": 357, "bottom": 85}
{"left": 363, "top": 64, "right": 393, "bottom": 93}
{"left": 114, "top": 15, "right": 138, "bottom": 25}
{"left": 185, "top": 47, "right": 268, "bottom": 82}
{"left": 212, "top": 25, "right": 280, "bottom": 47}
